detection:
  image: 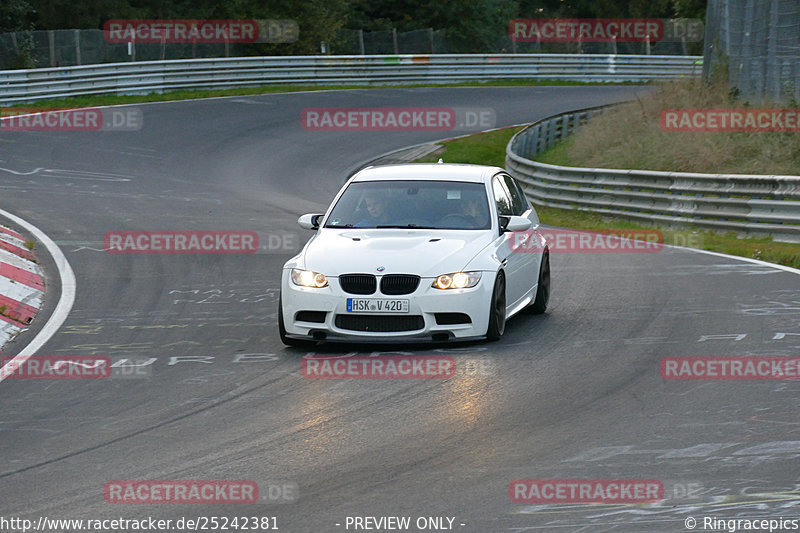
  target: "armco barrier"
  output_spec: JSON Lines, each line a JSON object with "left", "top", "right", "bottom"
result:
{"left": 0, "top": 54, "right": 702, "bottom": 105}
{"left": 506, "top": 107, "right": 800, "bottom": 242}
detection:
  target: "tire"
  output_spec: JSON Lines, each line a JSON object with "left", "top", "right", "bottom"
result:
{"left": 485, "top": 271, "right": 506, "bottom": 342}
{"left": 278, "top": 294, "right": 316, "bottom": 347}
{"left": 529, "top": 251, "right": 550, "bottom": 315}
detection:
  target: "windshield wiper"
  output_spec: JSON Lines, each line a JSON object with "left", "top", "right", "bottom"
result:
{"left": 376, "top": 224, "right": 438, "bottom": 229}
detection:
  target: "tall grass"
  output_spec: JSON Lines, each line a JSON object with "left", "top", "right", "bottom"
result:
{"left": 562, "top": 74, "right": 800, "bottom": 175}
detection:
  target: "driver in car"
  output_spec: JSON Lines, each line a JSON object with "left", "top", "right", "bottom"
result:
{"left": 355, "top": 193, "right": 393, "bottom": 227}
{"left": 461, "top": 196, "right": 489, "bottom": 227}
{"left": 440, "top": 193, "right": 489, "bottom": 228}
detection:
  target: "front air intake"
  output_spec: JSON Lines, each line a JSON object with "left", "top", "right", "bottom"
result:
{"left": 339, "top": 274, "right": 377, "bottom": 295}
{"left": 335, "top": 314, "right": 424, "bottom": 332}
{"left": 380, "top": 274, "right": 421, "bottom": 295}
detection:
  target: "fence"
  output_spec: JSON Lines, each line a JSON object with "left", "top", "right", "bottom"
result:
{"left": 0, "top": 25, "right": 703, "bottom": 70}
{"left": 506, "top": 107, "right": 800, "bottom": 241}
{"left": 333, "top": 29, "right": 443, "bottom": 55}
{"left": 0, "top": 29, "right": 249, "bottom": 69}
{"left": 0, "top": 28, "right": 445, "bottom": 69}
{"left": 333, "top": 28, "right": 695, "bottom": 56}
{"left": 0, "top": 54, "right": 703, "bottom": 105}
{"left": 703, "top": 0, "right": 800, "bottom": 103}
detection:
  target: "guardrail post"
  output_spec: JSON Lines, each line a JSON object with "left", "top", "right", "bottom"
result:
{"left": 547, "top": 118, "right": 557, "bottom": 149}
{"left": 560, "top": 114, "right": 570, "bottom": 140}
{"left": 529, "top": 126, "right": 540, "bottom": 158}
{"left": 607, "top": 53, "right": 616, "bottom": 76}
{"left": 520, "top": 131, "right": 529, "bottom": 159}
{"left": 48, "top": 31, "right": 55, "bottom": 67}
{"left": 74, "top": 30, "right": 81, "bottom": 66}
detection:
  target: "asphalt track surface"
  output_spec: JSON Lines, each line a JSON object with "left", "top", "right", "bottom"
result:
{"left": 0, "top": 86, "right": 798, "bottom": 533}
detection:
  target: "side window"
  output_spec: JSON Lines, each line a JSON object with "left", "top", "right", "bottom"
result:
{"left": 502, "top": 174, "right": 528, "bottom": 215}
{"left": 491, "top": 177, "right": 513, "bottom": 216}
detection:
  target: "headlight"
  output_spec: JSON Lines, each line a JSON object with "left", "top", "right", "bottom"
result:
{"left": 291, "top": 268, "right": 328, "bottom": 288}
{"left": 432, "top": 271, "right": 481, "bottom": 290}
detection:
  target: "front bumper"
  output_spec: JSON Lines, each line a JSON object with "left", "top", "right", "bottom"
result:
{"left": 280, "top": 269, "right": 494, "bottom": 343}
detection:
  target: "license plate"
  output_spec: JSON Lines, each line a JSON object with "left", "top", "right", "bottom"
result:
{"left": 346, "top": 298, "right": 409, "bottom": 313}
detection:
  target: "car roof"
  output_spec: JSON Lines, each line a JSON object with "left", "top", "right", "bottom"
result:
{"left": 350, "top": 163, "right": 504, "bottom": 184}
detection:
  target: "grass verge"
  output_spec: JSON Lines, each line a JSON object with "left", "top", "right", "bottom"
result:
{"left": 413, "top": 128, "right": 800, "bottom": 269}
{"left": 415, "top": 126, "right": 524, "bottom": 168}
{"left": 548, "top": 73, "right": 800, "bottom": 175}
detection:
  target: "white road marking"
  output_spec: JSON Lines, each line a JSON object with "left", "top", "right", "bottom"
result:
{"left": 663, "top": 243, "right": 800, "bottom": 276}
{"left": 0, "top": 167, "right": 46, "bottom": 175}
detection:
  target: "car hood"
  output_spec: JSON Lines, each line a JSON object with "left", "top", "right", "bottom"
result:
{"left": 301, "top": 229, "right": 495, "bottom": 277}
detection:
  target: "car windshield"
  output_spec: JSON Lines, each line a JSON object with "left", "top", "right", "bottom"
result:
{"left": 324, "top": 179, "right": 491, "bottom": 230}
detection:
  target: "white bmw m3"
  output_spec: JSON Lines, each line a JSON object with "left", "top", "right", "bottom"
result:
{"left": 279, "top": 163, "right": 550, "bottom": 345}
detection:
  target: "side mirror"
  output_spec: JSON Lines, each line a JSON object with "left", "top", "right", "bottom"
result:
{"left": 499, "top": 215, "right": 532, "bottom": 233}
{"left": 298, "top": 213, "right": 323, "bottom": 230}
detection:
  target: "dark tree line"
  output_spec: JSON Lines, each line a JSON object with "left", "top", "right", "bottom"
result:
{"left": 0, "top": 0, "right": 706, "bottom": 54}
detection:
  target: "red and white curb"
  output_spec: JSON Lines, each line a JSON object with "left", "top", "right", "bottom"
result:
{"left": 0, "top": 225, "right": 44, "bottom": 349}
{"left": 0, "top": 207, "right": 75, "bottom": 381}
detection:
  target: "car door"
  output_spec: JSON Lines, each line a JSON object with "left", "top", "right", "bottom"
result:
{"left": 491, "top": 174, "right": 532, "bottom": 311}
{"left": 502, "top": 173, "right": 542, "bottom": 301}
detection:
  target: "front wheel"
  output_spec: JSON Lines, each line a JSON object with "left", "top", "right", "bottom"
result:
{"left": 485, "top": 271, "right": 506, "bottom": 342}
{"left": 529, "top": 251, "right": 550, "bottom": 315}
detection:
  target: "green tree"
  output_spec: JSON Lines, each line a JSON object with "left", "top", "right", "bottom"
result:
{"left": 517, "top": 0, "right": 676, "bottom": 18}
{"left": 673, "top": 0, "right": 707, "bottom": 19}
{"left": 347, "top": 0, "right": 517, "bottom": 53}
{"left": 0, "top": 0, "right": 35, "bottom": 32}
{"left": 1, "top": 0, "right": 36, "bottom": 68}
{"left": 30, "top": 0, "right": 140, "bottom": 29}
{"left": 238, "top": 0, "right": 351, "bottom": 55}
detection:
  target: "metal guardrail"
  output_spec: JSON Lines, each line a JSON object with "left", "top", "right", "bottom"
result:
{"left": 506, "top": 107, "right": 800, "bottom": 242}
{"left": 0, "top": 54, "right": 702, "bottom": 105}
